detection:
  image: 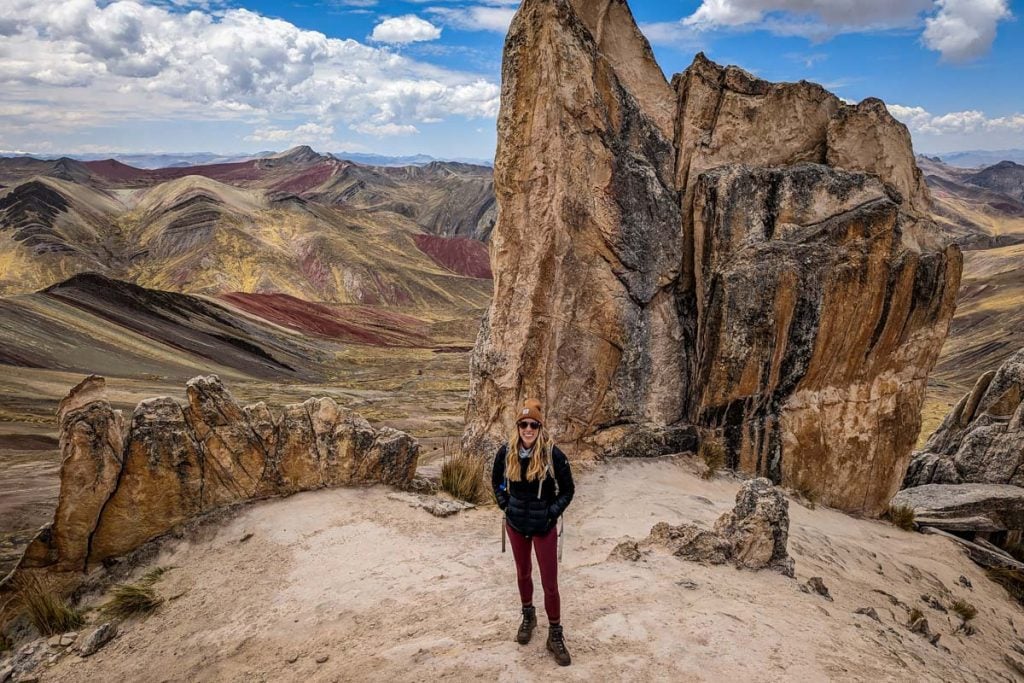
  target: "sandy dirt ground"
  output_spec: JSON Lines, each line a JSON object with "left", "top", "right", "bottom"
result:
{"left": 31, "top": 458, "right": 1024, "bottom": 683}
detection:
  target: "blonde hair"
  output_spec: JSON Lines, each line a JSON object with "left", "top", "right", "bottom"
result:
{"left": 506, "top": 420, "right": 552, "bottom": 482}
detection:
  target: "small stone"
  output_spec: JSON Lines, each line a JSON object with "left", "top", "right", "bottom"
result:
{"left": 920, "top": 594, "right": 946, "bottom": 612}
{"left": 676, "top": 580, "right": 699, "bottom": 590}
{"left": 315, "top": 654, "right": 329, "bottom": 664}
{"left": 609, "top": 541, "right": 642, "bottom": 562}
{"left": 854, "top": 607, "right": 881, "bottom": 622}
{"left": 239, "top": 533, "right": 254, "bottom": 543}
{"left": 929, "top": 633, "right": 942, "bottom": 647}
{"left": 60, "top": 633, "right": 78, "bottom": 647}
{"left": 800, "top": 577, "right": 833, "bottom": 601}
{"left": 285, "top": 653, "right": 299, "bottom": 664}
{"left": 958, "top": 575, "right": 973, "bottom": 589}
{"left": 908, "top": 615, "right": 930, "bottom": 637}
{"left": 79, "top": 623, "right": 118, "bottom": 657}
{"left": 46, "top": 635, "right": 62, "bottom": 648}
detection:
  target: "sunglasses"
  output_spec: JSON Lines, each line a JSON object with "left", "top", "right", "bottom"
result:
{"left": 518, "top": 420, "right": 541, "bottom": 430}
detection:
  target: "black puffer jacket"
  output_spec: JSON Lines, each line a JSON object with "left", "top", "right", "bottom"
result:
{"left": 491, "top": 443, "right": 574, "bottom": 536}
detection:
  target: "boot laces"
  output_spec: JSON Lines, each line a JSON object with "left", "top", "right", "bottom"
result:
{"left": 549, "top": 625, "right": 566, "bottom": 652}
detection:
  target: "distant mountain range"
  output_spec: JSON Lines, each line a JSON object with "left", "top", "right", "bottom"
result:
{"left": 928, "top": 149, "right": 1024, "bottom": 168}
{"left": 0, "top": 145, "right": 494, "bottom": 304}
{"left": 916, "top": 155, "right": 1024, "bottom": 249}
{"left": 0, "top": 149, "right": 493, "bottom": 170}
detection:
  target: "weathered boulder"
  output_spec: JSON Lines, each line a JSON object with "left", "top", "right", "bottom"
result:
{"left": 3, "top": 375, "right": 419, "bottom": 584}
{"left": 78, "top": 623, "right": 117, "bottom": 657}
{"left": 18, "top": 377, "right": 124, "bottom": 572}
{"left": 712, "top": 478, "right": 794, "bottom": 575}
{"left": 629, "top": 478, "right": 794, "bottom": 576}
{"left": 463, "top": 0, "right": 960, "bottom": 516}
{"left": 905, "top": 348, "right": 1024, "bottom": 488}
{"left": 891, "top": 484, "right": 1024, "bottom": 533}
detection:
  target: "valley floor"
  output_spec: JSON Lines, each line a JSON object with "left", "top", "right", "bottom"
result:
{"left": 38, "top": 459, "right": 1024, "bottom": 682}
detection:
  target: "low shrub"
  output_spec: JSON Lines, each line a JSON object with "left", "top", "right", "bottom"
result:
{"left": 440, "top": 440, "right": 485, "bottom": 504}
{"left": 13, "top": 573, "right": 85, "bottom": 636}
{"left": 886, "top": 504, "right": 916, "bottom": 531}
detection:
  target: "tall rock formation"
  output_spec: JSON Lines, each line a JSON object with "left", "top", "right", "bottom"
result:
{"left": 5, "top": 375, "right": 418, "bottom": 581}
{"left": 463, "top": 0, "right": 961, "bottom": 515}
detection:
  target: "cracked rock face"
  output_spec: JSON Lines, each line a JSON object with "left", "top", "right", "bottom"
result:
{"left": 463, "top": 0, "right": 961, "bottom": 515}
{"left": 904, "top": 348, "right": 1024, "bottom": 489}
{"left": 6, "top": 375, "right": 418, "bottom": 580}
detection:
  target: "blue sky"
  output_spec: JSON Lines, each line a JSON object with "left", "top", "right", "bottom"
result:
{"left": 0, "top": 0, "right": 1020, "bottom": 159}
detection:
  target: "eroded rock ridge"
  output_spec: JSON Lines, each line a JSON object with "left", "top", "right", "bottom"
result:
{"left": 5, "top": 375, "right": 418, "bottom": 580}
{"left": 463, "top": 0, "right": 961, "bottom": 515}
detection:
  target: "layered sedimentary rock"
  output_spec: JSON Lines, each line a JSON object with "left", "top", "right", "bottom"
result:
{"left": 463, "top": 0, "right": 961, "bottom": 515}
{"left": 904, "top": 348, "right": 1024, "bottom": 488}
{"left": 7, "top": 375, "right": 418, "bottom": 579}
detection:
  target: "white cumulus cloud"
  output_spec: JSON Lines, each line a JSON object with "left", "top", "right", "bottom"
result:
{"left": 677, "top": 0, "right": 1011, "bottom": 62}
{"left": 922, "top": 0, "right": 1010, "bottom": 62}
{"left": 428, "top": 5, "right": 517, "bottom": 33}
{"left": 0, "top": 0, "right": 498, "bottom": 151}
{"left": 887, "top": 103, "right": 1024, "bottom": 135}
{"left": 370, "top": 15, "right": 442, "bottom": 44}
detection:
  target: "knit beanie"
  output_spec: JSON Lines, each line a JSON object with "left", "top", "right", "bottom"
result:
{"left": 517, "top": 398, "right": 544, "bottom": 425}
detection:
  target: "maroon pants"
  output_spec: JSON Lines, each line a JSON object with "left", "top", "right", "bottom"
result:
{"left": 506, "top": 522, "right": 560, "bottom": 623}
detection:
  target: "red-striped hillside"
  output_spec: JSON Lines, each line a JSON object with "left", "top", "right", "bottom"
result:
{"left": 220, "top": 291, "right": 431, "bottom": 347}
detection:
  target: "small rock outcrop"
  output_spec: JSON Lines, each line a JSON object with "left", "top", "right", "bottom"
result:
{"left": 891, "top": 484, "right": 1024, "bottom": 533}
{"left": 904, "top": 348, "right": 1024, "bottom": 488}
{"left": 4, "top": 375, "right": 418, "bottom": 582}
{"left": 463, "top": 0, "right": 961, "bottom": 516}
{"left": 619, "top": 478, "right": 794, "bottom": 576}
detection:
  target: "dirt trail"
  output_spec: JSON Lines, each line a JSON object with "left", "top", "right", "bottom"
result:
{"left": 40, "top": 459, "right": 1024, "bottom": 682}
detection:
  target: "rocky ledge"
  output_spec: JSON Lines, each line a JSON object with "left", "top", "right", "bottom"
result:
{"left": 2, "top": 375, "right": 418, "bottom": 583}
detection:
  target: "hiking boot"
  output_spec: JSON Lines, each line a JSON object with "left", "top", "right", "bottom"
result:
{"left": 516, "top": 605, "right": 537, "bottom": 645}
{"left": 546, "top": 624, "right": 571, "bottom": 666}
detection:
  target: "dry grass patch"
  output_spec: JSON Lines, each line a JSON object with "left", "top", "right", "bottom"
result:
{"left": 13, "top": 573, "right": 85, "bottom": 636}
{"left": 440, "top": 439, "right": 485, "bottom": 504}
{"left": 987, "top": 567, "right": 1024, "bottom": 606}
{"left": 699, "top": 440, "right": 725, "bottom": 480}
{"left": 0, "top": 630, "right": 11, "bottom": 653}
{"left": 951, "top": 599, "right": 978, "bottom": 621}
{"left": 886, "top": 504, "right": 917, "bottom": 531}
{"left": 100, "top": 582, "right": 163, "bottom": 620}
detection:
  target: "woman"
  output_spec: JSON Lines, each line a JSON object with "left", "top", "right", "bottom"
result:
{"left": 491, "top": 398, "right": 575, "bottom": 666}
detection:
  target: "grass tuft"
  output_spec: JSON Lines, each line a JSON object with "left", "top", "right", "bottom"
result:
{"left": 100, "top": 582, "right": 163, "bottom": 620}
{"left": 139, "top": 566, "right": 175, "bottom": 586}
{"left": 12, "top": 573, "right": 85, "bottom": 636}
{"left": 987, "top": 566, "right": 1024, "bottom": 607}
{"left": 951, "top": 599, "right": 978, "bottom": 621}
{"left": 886, "top": 504, "right": 917, "bottom": 531}
{"left": 699, "top": 440, "right": 725, "bottom": 480}
{"left": 439, "top": 438, "right": 485, "bottom": 504}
